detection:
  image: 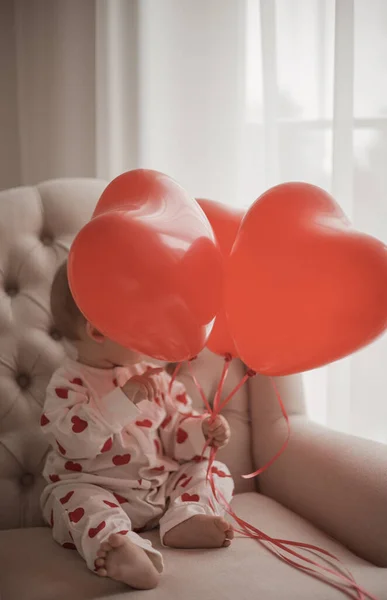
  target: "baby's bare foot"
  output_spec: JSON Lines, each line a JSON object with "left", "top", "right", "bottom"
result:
{"left": 163, "top": 514, "right": 234, "bottom": 549}
{"left": 94, "top": 533, "right": 160, "bottom": 589}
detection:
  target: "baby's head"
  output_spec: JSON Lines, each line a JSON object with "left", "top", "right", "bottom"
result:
{"left": 51, "top": 261, "right": 142, "bottom": 368}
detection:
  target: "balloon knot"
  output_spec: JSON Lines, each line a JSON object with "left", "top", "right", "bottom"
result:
{"left": 189, "top": 356, "right": 198, "bottom": 362}
{"left": 247, "top": 369, "right": 256, "bottom": 378}
{"left": 224, "top": 353, "right": 233, "bottom": 363}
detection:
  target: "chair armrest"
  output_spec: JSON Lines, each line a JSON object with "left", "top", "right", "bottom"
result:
{"left": 250, "top": 374, "right": 387, "bottom": 566}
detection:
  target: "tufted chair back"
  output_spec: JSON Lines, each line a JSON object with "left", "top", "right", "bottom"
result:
{"left": 0, "top": 179, "right": 106, "bottom": 529}
{"left": 0, "top": 179, "right": 255, "bottom": 531}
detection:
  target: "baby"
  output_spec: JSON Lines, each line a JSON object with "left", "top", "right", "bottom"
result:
{"left": 40, "top": 262, "right": 234, "bottom": 589}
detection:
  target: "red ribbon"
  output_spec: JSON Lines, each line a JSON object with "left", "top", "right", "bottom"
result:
{"left": 186, "top": 356, "right": 379, "bottom": 600}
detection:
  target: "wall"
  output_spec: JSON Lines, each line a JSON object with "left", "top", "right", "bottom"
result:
{"left": 0, "top": 1, "right": 21, "bottom": 189}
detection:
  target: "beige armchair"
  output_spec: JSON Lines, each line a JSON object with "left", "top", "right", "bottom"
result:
{"left": 0, "top": 179, "right": 386, "bottom": 600}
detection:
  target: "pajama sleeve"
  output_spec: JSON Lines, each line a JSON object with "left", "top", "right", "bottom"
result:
{"left": 159, "top": 379, "right": 210, "bottom": 462}
{"left": 40, "top": 373, "right": 139, "bottom": 459}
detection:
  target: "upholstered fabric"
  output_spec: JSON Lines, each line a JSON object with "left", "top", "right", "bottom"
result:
{"left": 249, "top": 374, "right": 387, "bottom": 568}
{"left": 0, "top": 179, "right": 106, "bottom": 529}
{"left": 1, "top": 494, "right": 386, "bottom": 600}
{"left": 0, "top": 179, "right": 386, "bottom": 600}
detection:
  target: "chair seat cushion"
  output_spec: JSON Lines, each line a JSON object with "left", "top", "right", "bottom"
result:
{"left": 0, "top": 492, "right": 385, "bottom": 600}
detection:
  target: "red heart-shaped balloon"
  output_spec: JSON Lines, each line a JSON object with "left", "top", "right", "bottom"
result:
{"left": 68, "top": 170, "right": 222, "bottom": 362}
{"left": 197, "top": 198, "right": 244, "bottom": 358}
{"left": 225, "top": 183, "right": 387, "bottom": 375}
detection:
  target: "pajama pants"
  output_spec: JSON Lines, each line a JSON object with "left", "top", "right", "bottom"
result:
{"left": 42, "top": 460, "right": 234, "bottom": 574}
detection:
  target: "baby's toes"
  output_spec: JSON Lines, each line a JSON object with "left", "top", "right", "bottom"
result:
{"left": 99, "top": 541, "right": 113, "bottom": 553}
{"left": 214, "top": 518, "right": 234, "bottom": 547}
{"left": 94, "top": 557, "right": 108, "bottom": 577}
{"left": 95, "top": 557, "right": 106, "bottom": 568}
{"left": 214, "top": 517, "right": 230, "bottom": 534}
{"left": 108, "top": 533, "right": 127, "bottom": 548}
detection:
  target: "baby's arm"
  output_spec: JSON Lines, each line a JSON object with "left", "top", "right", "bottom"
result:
{"left": 41, "top": 371, "right": 140, "bottom": 459}
{"left": 159, "top": 380, "right": 210, "bottom": 462}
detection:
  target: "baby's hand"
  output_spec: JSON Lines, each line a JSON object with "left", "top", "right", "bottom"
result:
{"left": 121, "top": 368, "right": 163, "bottom": 405}
{"left": 202, "top": 415, "right": 231, "bottom": 449}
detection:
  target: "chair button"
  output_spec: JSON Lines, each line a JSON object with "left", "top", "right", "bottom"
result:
{"left": 21, "top": 473, "right": 34, "bottom": 488}
{"left": 16, "top": 373, "right": 31, "bottom": 389}
{"left": 5, "top": 284, "right": 19, "bottom": 297}
{"left": 41, "top": 234, "right": 54, "bottom": 246}
{"left": 50, "top": 328, "right": 62, "bottom": 341}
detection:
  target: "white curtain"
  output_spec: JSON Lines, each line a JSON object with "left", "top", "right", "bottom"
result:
{"left": 2, "top": 0, "right": 387, "bottom": 443}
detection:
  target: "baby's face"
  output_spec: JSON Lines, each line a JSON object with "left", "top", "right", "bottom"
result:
{"left": 77, "top": 322, "right": 144, "bottom": 368}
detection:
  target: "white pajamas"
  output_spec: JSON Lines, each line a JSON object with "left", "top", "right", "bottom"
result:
{"left": 40, "top": 359, "right": 234, "bottom": 573}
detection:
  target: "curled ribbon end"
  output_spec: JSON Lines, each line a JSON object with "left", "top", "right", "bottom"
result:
{"left": 241, "top": 472, "right": 256, "bottom": 480}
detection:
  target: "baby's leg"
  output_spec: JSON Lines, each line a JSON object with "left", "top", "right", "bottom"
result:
{"left": 42, "top": 483, "right": 161, "bottom": 588}
{"left": 160, "top": 460, "right": 234, "bottom": 549}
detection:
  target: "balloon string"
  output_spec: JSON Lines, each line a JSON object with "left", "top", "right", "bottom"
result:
{"left": 231, "top": 522, "right": 364, "bottom": 600}
{"left": 168, "top": 362, "right": 182, "bottom": 394}
{"left": 214, "top": 486, "right": 374, "bottom": 600}
{"left": 187, "top": 364, "right": 377, "bottom": 600}
{"left": 209, "top": 458, "right": 370, "bottom": 600}
{"left": 242, "top": 377, "right": 290, "bottom": 479}
{"left": 229, "top": 513, "right": 362, "bottom": 599}
{"left": 214, "top": 368, "right": 256, "bottom": 417}
{"left": 211, "top": 354, "right": 232, "bottom": 422}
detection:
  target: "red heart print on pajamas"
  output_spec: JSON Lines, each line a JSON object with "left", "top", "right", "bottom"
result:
{"left": 161, "top": 415, "right": 172, "bottom": 429}
{"left": 154, "top": 396, "right": 162, "bottom": 406}
{"left": 62, "top": 542, "right": 76, "bottom": 550}
{"left": 113, "top": 492, "right": 128, "bottom": 504}
{"left": 103, "top": 500, "right": 119, "bottom": 508}
{"left": 55, "top": 388, "right": 68, "bottom": 399}
{"left": 173, "top": 473, "right": 188, "bottom": 490}
{"left": 192, "top": 455, "right": 206, "bottom": 463}
{"left": 154, "top": 439, "right": 161, "bottom": 453}
{"left": 181, "top": 493, "right": 200, "bottom": 502}
{"left": 112, "top": 454, "right": 131, "bottom": 466}
{"left": 135, "top": 419, "right": 152, "bottom": 428}
{"left": 101, "top": 437, "right": 113, "bottom": 453}
{"left": 71, "top": 416, "right": 88, "bottom": 433}
{"left": 65, "top": 461, "right": 82, "bottom": 472}
{"left": 176, "top": 428, "right": 188, "bottom": 444}
{"left": 70, "top": 378, "right": 83, "bottom": 386}
{"left": 152, "top": 465, "right": 165, "bottom": 473}
{"left": 180, "top": 476, "right": 193, "bottom": 488}
{"left": 176, "top": 393, "right": 188, "bottom": 405}
{"left": 57, "top": 441, "right": 66, "bottom": 455}
{"left": 118, "top": 530, "right": 129, "bottom": 535}
{"left": 88, "top": 521, "right": 106, "bottom": 538}
{"left": 49, "top": 474, "right": 60, "bottom": 482}
{"left": 40, "top": 413, "right": 49, "bottom": 426}
{"left": 69, "top": 507, "right": 84, "bottom": 523}
{"left": 211, "top": 466, "right": 231, "bottom": 478}
{"left": 60, "top": 491, "right": 74, "bottom": 504}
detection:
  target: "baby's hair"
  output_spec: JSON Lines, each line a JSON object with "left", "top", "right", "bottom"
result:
{"left": 50, "top": 261, "right": 86, "bottom": 340}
